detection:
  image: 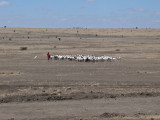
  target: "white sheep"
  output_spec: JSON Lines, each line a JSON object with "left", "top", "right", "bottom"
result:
{"left": 50, "top": 54, "right": 120, "bottom": 62}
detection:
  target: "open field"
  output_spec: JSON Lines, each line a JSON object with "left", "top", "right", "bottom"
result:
{"left": 0, "top": 28, "right": 160, "bottom": 120}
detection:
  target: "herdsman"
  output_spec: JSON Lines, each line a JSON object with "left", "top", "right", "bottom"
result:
{"left": 47, "top": 52, "right": 50, "bottom": 60}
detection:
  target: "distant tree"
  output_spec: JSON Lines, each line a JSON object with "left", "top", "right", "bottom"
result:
{"left": 4, "top": 26, "right": 6, "bottom": 28}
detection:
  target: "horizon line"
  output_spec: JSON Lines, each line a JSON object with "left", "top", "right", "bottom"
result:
{"left": 1, "top": 27, "right": 160, "bottom": 29}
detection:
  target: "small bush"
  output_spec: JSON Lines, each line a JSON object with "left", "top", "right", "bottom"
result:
{"left": 115, "top": 49, "right": 120, "bottom": 51}
{"left": 20, "top": 47, "right": 28, "bottom": 51}
{"left": 58, "top": 38, "right": 61, "bottom": 41}
{"left": 9, "top": 38, "right": 12, "bottom": 41}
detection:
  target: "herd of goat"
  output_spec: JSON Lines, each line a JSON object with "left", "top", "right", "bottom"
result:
{"left": 50, "top": 55, "right": 121, "bottom": 62}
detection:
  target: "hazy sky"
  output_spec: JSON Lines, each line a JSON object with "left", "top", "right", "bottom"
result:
{"left": 0, "top": 0, "right": 160, "bottom": 28}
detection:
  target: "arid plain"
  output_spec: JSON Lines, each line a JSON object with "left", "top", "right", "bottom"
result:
{"left": 0, "top": 28, "right": 160, "bottom": 120}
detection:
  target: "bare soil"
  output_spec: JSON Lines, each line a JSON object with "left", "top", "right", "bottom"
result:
{"left": 0, "top": 28, "right": 160, "bottom": 120}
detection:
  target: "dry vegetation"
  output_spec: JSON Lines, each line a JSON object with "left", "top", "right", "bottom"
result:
{"left": 0, "top": 28, "right": 160, "bottom": 120}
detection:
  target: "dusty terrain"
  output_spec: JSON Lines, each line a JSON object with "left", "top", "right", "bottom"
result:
{"left": 0, "top": 28, "right": 160, "bottom": 120}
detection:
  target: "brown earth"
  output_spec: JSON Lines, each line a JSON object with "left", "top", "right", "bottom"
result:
{"left": 0, "top": 28, "right": 160, "bottom": 120}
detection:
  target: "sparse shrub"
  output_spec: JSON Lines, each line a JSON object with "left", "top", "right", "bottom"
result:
{"left": 13, "top": 30, "right": 15, "bottom": 32}
{"left": 100, "top": 112, "right": 125, "bottom": 118}
{"left": 20, "top": 47, "right": 28, "bottom": 51}
{"left": 96, "top": 34, "right": 98, "bottom": 37}
{"left": 136, "top": 27, "right": 138, "bottom": 29}
{"left": 55, "top": 36, "right": 58, "bottom": 38}
{"left": 54, "top": 46, "right": 56, "bottom": 49}
{"left": 58, "top": 38, "right": 61, "bottom": 41}
{"left": 28, "top": 36, "right": 30, "bottom": 39}
{"left": 10, "top": 72, "right": 14, "bottom": 74}
{"left": 115, "top": 49, "right": 120, "bottom": 51}
{"left": 9, "top": 38, "right": 12, "bottom": 41}
{"left": 10, "top": 118, "right": 15, "bottom": 120}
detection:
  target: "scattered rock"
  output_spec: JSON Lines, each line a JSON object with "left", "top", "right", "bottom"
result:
{"left": 135, "top": 112, "right": 146, "bottom": 117}
{"left": 66, "top": 87, "right": 71, "bottom": 90}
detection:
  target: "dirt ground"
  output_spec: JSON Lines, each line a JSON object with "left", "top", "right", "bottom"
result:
{"left": 0, "top": 28, "right": 160, "bottom": 120}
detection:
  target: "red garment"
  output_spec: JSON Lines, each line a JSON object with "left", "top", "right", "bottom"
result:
{"left": 47, "top": 52, "right": 50, "bottom": 60}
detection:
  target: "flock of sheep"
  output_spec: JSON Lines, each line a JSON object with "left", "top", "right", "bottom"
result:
{"left": 50, "top": 55, "right": 121, "bottom": 62}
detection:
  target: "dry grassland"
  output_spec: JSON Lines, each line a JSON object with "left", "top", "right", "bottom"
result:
{"left": 0, "top": 28, "right": 160, "bottom": 120}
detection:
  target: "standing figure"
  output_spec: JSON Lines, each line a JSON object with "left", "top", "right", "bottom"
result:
{"left": 47, "top": 52, "right": 50, "bottom": 60}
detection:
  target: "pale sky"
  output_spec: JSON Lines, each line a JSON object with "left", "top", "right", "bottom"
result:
{"left": 0, "top": 0, "right": 160, "bottom": 28}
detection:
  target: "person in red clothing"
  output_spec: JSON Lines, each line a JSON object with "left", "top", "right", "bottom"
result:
{"left": 47, "top": 52, "right": 50, "bottom": 60}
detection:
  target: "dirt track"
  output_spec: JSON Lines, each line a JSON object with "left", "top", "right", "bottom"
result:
{"left": 0, "top": 28, "right": 160, "bottom": 120}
